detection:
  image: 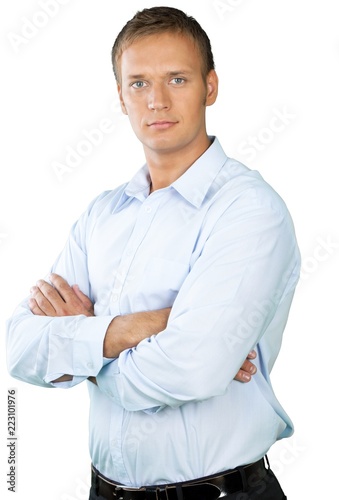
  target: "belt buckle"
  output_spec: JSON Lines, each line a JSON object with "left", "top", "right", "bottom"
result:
{"left": 146, "top": 486, "right": 170, "bottom": 500}
{"left": 142, "top": 486, "right": 175, "bottom": 500}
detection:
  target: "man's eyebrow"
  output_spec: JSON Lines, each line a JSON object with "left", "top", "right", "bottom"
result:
{"left": 167, "top": 70, "right": 193, "bottom": 76}
{"left": 127, "top": 74, "right": 146, "bottom": 80}
{"left": 126, "top": 70, "right": 193, "bottom": 80}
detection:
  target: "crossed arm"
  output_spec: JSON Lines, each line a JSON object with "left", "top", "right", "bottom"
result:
{"left": 29, "top": 273, "right": 257, "bottom": 384}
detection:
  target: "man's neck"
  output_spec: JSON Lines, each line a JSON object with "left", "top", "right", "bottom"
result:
{"left": 145, "top": 136, "right": 212, "bottom": 193}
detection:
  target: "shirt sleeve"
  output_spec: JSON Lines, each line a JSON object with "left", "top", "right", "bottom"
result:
{"left": 6, "top": 194, "right": 115, "bottom": 388}
{"left": 96, "top": 184, "right": 300, "bottom": 411}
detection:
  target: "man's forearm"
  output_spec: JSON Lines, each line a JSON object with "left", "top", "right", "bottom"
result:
{"left": 103, "top": 308, "right": 171, "bottom": 358}
{"left": 27, "top": 275, "right": 256, "bottom": 384}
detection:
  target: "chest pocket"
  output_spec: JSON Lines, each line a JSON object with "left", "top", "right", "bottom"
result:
{"left": 139, "top": 257, "right": 189, "bottom": 309}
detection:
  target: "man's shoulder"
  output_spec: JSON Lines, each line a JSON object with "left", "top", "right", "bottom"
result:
{"left": 85, "top": 183, "right": 129, "bottom": 216}
{"left": 216, "top": 156, "right": 288, "bottom": 216}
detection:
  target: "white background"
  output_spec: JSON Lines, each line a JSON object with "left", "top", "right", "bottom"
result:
{"left": 1, "top": 1, "right": 338, "bottom": 498}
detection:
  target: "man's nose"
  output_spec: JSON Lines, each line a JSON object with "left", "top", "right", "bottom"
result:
{"left": 148, "top": 83, "right": 170, "bottom": 111}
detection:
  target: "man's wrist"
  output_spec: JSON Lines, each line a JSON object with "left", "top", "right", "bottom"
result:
{"left": 103, "top": 316, "right": 125, "bottom": 358}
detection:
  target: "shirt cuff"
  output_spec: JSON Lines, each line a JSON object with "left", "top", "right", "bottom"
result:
{"left": 44, "top": 315, "right": 114, "bottom": 384}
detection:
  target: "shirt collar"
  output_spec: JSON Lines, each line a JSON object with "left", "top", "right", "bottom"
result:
{"left": 171, "top": 137, "right": 227, "bottom": 207}
{"left": 113, "top": 137, "right": 228, "bottom": 212}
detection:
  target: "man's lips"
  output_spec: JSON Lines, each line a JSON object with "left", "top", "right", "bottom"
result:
{"left": 147, "top": 120, "right": 178, "bottom": 130}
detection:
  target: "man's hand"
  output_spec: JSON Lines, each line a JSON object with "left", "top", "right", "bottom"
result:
{"left": 234, "top": 350, "right": 257, "bottom": 382}
{"left": 29, "top": 273, "right": 94, "bottom": 383}
{"left": 29, "top": 273, "right": 94, "bottom": 317}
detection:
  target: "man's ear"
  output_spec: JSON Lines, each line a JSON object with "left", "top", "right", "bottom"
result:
{"left": 117, "top": 83, "right": 128, "bottom": 115}
{"left": 205, "top": 70, "right": 218, "bottom": 107}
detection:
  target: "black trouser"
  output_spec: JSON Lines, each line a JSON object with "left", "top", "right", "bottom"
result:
{"left": 89, "top": 464, "right": 287, "bottom": 500}
{"left": 221, "top": 468, "right": 287, "bottom": 499}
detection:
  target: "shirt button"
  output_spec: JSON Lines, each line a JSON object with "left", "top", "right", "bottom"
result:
{"left": 144, "top": 206, "right": 152, "bottom": 213}
{"left": 111, "top": 294, "right": 119, "bottom": 302}
{"left": 87, "top": 362, "right": 93, "bottom": 369}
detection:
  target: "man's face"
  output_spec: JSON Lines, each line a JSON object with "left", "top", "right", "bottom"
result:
{"left": 117, "top": 32, "right": 218, "bottom": 158}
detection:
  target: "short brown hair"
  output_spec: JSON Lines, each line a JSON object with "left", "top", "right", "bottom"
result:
{"left": 112, "top": 6, "right": 215, "bottom": 83}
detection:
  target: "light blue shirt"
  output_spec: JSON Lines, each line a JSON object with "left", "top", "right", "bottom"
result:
{"left": 7, "top": 137, "right": 300, "bottom": 487}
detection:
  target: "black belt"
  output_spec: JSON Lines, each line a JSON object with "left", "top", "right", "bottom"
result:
{"left": 91, "top": 458, "right": 268, "bottom": 499}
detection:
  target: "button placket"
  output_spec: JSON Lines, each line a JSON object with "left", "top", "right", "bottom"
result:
{"left": 108, "top": 196, "right": 162, "bottom": 315}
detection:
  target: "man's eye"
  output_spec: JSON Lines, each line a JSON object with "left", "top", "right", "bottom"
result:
{"left": 171, "top": 78, "right": 185, "bottom": 85}
{"left": 132, "top": 81, "right": 145, "bottom": 89}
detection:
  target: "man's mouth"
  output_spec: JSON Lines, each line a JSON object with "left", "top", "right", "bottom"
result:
{"left": 148, "top": 121, "right": 178, "bottom": 130}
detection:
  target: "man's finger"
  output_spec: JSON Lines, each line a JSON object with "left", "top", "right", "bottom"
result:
{"left": 35, "top": 279, "right": 64, "bottom": 304}
{"left": 28, "top": 297, "right": 47, "bottom": 316}
{"left": 31, "top": 274, "right": 94, "bottom": 317}
{"left": 49, "top": 273, "right": 75, "bottom": 302}
{"left": 234, "top": 358, "right": 257, "bottom": 383}
{"left": 247, "top": 350, "right": 257, "bottom": 360}
{"left": 234, "top": 369, "right": 252, "bottom": 383}
{"left": 241, "top": 359, "right": 257, "bottom": 376}
{"left": 34, "top": 278, "right": 77, "bottom": 316}
{"left": 72, "top": 284, "right": 94, "bottom": 311}
{"left": 47, "top": 274, "right": 94, "bottom": 316}
{"left": 30, "top": 285, "right": 57, "bottom": 315}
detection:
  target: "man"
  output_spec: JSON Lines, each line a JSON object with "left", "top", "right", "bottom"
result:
{"left": 7, "top": 6, "right": 300, "bottom": 500}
